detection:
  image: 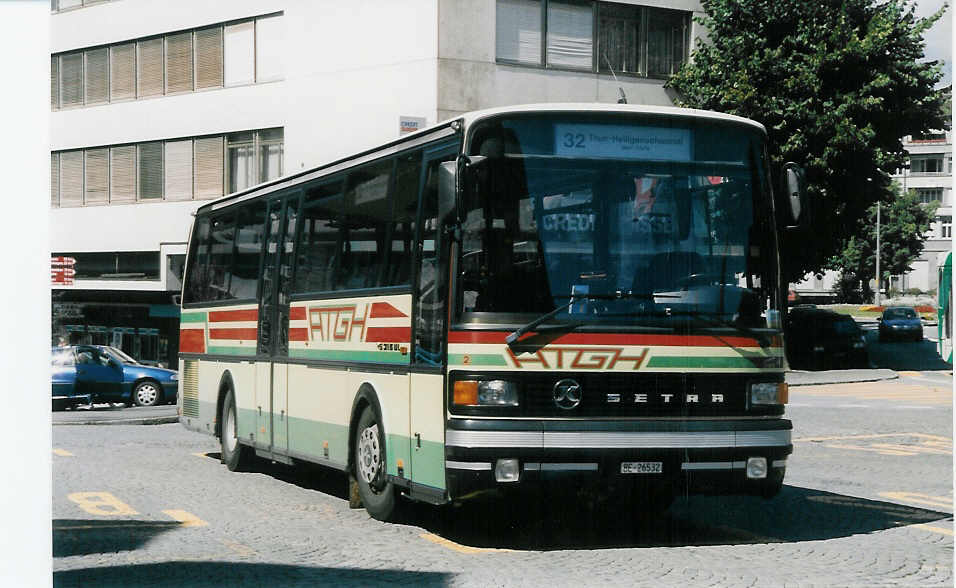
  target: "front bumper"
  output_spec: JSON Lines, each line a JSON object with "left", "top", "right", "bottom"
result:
{"left": 445, "top": 418, "right": 792, "bottom": 498}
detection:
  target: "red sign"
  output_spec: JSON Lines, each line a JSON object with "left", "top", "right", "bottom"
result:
{"left": 51, "top": 258, "right": 76, "bottom": 286}
{"left": 51, "top": 256, "right": 76, "bottom": 266}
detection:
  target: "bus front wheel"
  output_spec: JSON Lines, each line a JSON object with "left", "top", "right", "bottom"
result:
{"left": 354, "top": 406, "right": 397, "bottom": 521}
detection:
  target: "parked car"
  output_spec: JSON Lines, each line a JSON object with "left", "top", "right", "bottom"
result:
{"left": 878, "top": 306, "right": 923, "bottom": 342}
{"left": 51, "top": 345, "right": 178, "bottom": 410}
{"left": 785, "top": 308, "right": 869, "bottom": 370}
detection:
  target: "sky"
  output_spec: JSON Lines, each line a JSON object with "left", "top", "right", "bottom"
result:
{"left": 914, "top": 0, "right": 953, "bottom": 87}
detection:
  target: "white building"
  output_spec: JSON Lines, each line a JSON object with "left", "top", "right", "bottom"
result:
{"left": 51, "top": 0, "right": 705, "bottom": 365}
{"left": 790, "top": 125, "right": 952, "bottom": 303}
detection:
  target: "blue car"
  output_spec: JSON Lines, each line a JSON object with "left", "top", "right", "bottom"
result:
{"left": 52, "top": 345, "right": 178, "bottom": 410}
{"left": 877, "top": 306, "right": 924, "bottom": 342}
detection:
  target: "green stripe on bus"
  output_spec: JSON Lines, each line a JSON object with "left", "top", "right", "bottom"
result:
{"left": 206, "top": 346, "right": 257, "bottom": 356}
{"left": 289, "top": 349, "right": 409, "bottom": 363}
{"left": 180, "top": 312, "right": 207, "bottom": 323}
{"left": 447, "top": 353, "right": 508, "bottom": 366}
{"left": 646, "top": 356, "right": 771, "bottom": 368}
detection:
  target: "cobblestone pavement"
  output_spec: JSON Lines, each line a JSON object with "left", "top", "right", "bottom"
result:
{"left": 52, "top": 378, "right": 952, "bottom": 587}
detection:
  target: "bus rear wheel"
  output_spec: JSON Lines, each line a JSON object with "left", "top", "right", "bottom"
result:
{"left": 354, "top": 406, "right": 397, "bottom": 521}
{"left": 220, "top": 389, "right": 250, "bottom": 471}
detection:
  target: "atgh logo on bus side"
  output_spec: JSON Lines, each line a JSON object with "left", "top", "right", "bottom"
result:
{"left": 553, "top": 379, "right": 583, "bottom": 410}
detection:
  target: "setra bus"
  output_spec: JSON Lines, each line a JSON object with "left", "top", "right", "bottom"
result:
{"left": 178, "top": 103, "right": 806, "bottom": 520}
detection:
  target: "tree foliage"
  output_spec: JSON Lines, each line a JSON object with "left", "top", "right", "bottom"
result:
{"left": 667, "top": 0, "right": 947, "bottom": 283}
{"left": 830, "top": 185, "right": 937, "bottom": 301}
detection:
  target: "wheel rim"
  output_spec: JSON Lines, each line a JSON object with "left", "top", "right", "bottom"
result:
{"left": 136, "top": 383, "right": 158, "bottom": 405}
{"left": 357, "top": 423, "right": 381, "bottom": 486}
{"left": 225, "top": 403, "right": 238, "bottom": 453}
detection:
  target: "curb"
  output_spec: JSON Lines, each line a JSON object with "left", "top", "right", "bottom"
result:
{"left": 786, "top": 370, "right": 899, "bottom": 387}
{"left": 53, "top": 416, "right": 179, "bottom": 426}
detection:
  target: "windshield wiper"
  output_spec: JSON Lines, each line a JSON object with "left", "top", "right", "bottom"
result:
{"left": 666, "top": 309, "right": 775, "bottom": 348}
{"left": 505, "top": 291, "right": 676, "bottom": 348}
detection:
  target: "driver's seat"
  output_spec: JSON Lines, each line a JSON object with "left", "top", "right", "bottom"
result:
{"left": 637, "top": 251, "right": 708, "bottom": 292}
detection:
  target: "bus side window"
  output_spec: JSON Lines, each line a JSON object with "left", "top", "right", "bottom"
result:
{"left": 183, "top": 217, "right": 211, "bottom": 304}
{"left": 207, "top": 212, "right": 238, "bottom": 301}
{"left": 229, "top": 201, "right": 267, "bottom": 300}
{"left": 386, "top": 150, "right": 422, "bottom": 287}
{"left": 293, "top": 180, "right": 343, "bottom": 294}
{"left": 340, "top": 159, "right": 392, "bottom": 290}
{"left": 414, "top": 154, "right": 453, "bottom": 366}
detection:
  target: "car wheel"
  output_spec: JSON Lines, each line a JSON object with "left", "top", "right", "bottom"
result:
{"left": 220, "top": 389, "right": 251, "bottom": 471}
{"left": 132, "top": 380, "right": 161, "bottom": 407}
{"left": 354, "top": 406, "right": 397, "bottom": 521}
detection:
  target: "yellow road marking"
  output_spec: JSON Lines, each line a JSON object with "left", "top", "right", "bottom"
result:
{"left": 192, "top": 452, "right": 215, "bottom": 459}
{"left": 67, "top": 492, "right": 138, "bottom": 516}
{"left": 221, "top": 539, "right": 257, "bottom": 556}
{"left": 54, "top": 522, "right": 178, "bottom": 530}
{"left": 912, "top": 523, "right": 954, "bottom": 536}
{"left": 823, "top": 443, "right": 916, "bottom": 456}
{"left": 162, "top": 509, "right": 208, "bottom": 527}
{"left": 794, "top": 381, "right": 952, "bottom": 406}
{"left": 795, "top": 433, "right": 952, "bottom": 457}
{"left": 420, "top": 533, "right": 512, "bottom": 554}
{"left": 879, "top": 492, "right": 953, "bottom": 510}
{"left": 53, "top": 448, "right": 73, "bottom": 457}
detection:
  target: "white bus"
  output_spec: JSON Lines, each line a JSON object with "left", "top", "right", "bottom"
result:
{"left": 178, "top": 104, "right": 804, "bottom": 520}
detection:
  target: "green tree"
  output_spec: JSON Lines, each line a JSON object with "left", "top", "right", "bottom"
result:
{"left": 667, "top": 0, "right": 947, "bottom": 283}
{"left": 830, "top": 186, "right": 937, "bottom": 301}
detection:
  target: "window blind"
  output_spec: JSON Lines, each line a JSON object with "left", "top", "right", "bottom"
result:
{"left": 547, "top": 1, "right": 593, "bottom": 69}
{"left": 60, "top": 151, "right": 84, "bottom": 206}
{"left": 85, "top": 47, "right": 109, "bottom": 104}
{"left": 51, "top": 56, "right": 59, "bottom": 109}
{"left": 110, "top": 145, "right": 136, "bottom": 203}
{"left": 223, "top": 21, "right": 254, "bottom": 86}
{"left": 110, "top": 42, "right": 135, "bottom": 100}
{"left": 194, "top": 136, "right": 224, "bottom": 198}
{"left": 138, "top": 142, "right": 163, "bottom": 199}
{"left": 165, "top": 32, "right": 193, "bottom": 93}
{"left": 137, "top": 37, "right": 164, "bottom": 97}
{"left": 60, "top": 52, "right": 84, "bottom": 107}
{"left": 164, "top": 139, "right": 193, "bottom": 200}
{"left": 255, "top": 15, "right": 284, "bottom": 82}
{"left": 84, "top": 148, "right": 109, "bottom": 204}
{"left": 195, "top": 27, "right": 223, "bottom": 89}
{"left": 51, "top": 153, "right": 60, "bottom": 207}
{"left": 496, "top": 0, "right": 541, "bottom": 64}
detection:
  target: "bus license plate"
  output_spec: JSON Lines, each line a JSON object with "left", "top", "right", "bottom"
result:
{"left": 621, "top": 462, "right": 662, "bottom": 474}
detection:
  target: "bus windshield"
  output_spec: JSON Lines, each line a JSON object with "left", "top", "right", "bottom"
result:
{"left": 457, "top": 113, "right": 778, "bottom": 330}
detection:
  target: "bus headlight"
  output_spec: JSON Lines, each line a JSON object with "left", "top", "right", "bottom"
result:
{"left": 751, "top": 382, "right": 788, "bottom": 405}
{"left": 453, "top": 380, "right": 520, "bottom": 406}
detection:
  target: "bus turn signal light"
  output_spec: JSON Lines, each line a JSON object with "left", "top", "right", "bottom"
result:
{"left": 453, "top": 381, "right": 479, "bottom": 405}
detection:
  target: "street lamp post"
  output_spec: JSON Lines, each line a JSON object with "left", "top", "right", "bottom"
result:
{"left": 875, "top": 201, "right": 881, "bottom": 306}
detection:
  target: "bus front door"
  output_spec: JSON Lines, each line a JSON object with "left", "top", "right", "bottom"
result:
{"left": 256, "top": 193, "right": 300, "bottom": 456}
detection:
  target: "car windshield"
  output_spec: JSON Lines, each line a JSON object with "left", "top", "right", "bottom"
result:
{"left": 884, "top": 308, "right": 917, "bottom": 320}
{"left": 457, "top": 113, "right": 779, "bottom": 330}
{"left": 104, "top": 346, "right": 139, "bottom": 364}
{"left": 829, "top": 318, "right": 860, "bottom": 335}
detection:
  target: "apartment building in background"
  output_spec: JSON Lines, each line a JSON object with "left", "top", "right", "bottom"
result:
{"left": 51, "top": 0, "right": 705, "bottom": 366}
{"left": 790, "top": 119, "right": 953, "bottom": 302}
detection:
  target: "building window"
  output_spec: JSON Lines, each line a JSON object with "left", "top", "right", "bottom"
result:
{"left": 51, "top": 13, "right": 282, "bottom": 110}
{"left": 496, "top": 0, "right": 689, "bottom": 78}
{"left": 916, "top": 188, "right": 943, "bottom": 204}
{"left": 52, "top": 129, "right": 283, "bottom": 207}
{"left": 53, "top": 251, "right": 161, "bottom": 280}
{"left": 940, "top": 216, "right": 952, "bottom": 239}
{"left": 910, "top": 155, "right": 945, "bottom": 174}
{"left": 52, "top": 0, "right": 113, "bottom": 12}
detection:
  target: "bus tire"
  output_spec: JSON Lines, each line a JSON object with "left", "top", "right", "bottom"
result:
{"left": 220, "top": 388, "right": 250, "bottom": 472}
{"left": 354, "top": 405, "right": 396, "bottom": 521}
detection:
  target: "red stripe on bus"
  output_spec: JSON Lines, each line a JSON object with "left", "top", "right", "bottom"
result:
{"left": 289, "top": 328, "right": 309, "bottom": 341}
{"left": 208, "top": 309, "right": 258, "bottom": 322}
{"left": 447, "top": 330, "right": 773, "bottom": 348}
{"left": 180, "top": 329, "right": 206, "bottom": 353}
{"left": 209, "top": 328, "right": 258, "bottom": 341}
{"left": 289, "top": 307, "right": 306, "bottom": 321}
{"left": 365, "top": 327, "right": 411, "bottom": 343}
{"left": 370, "top": 302, "right": 407, "bottom": 318}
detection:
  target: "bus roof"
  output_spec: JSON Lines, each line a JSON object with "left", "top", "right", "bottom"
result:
{"left": 196, "top": 103, "right": 766, "bottom": 215}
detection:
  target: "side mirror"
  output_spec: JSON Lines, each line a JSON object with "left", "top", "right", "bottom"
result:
{"left": 437, "top": 161, "right": 457, "bottom": 225}
{"left": 108, "top": 358, "right": 122, "bottom": 371}
{"left": 780, "top": 162, "right": 807, "bottom": 228}
{"left": 171, "top": 293, "right": 182, "bottom": 307}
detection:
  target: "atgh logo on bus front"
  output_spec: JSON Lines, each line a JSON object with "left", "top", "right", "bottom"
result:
{"left": 553, "top": 379, "right": 583, "bottom": 410}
